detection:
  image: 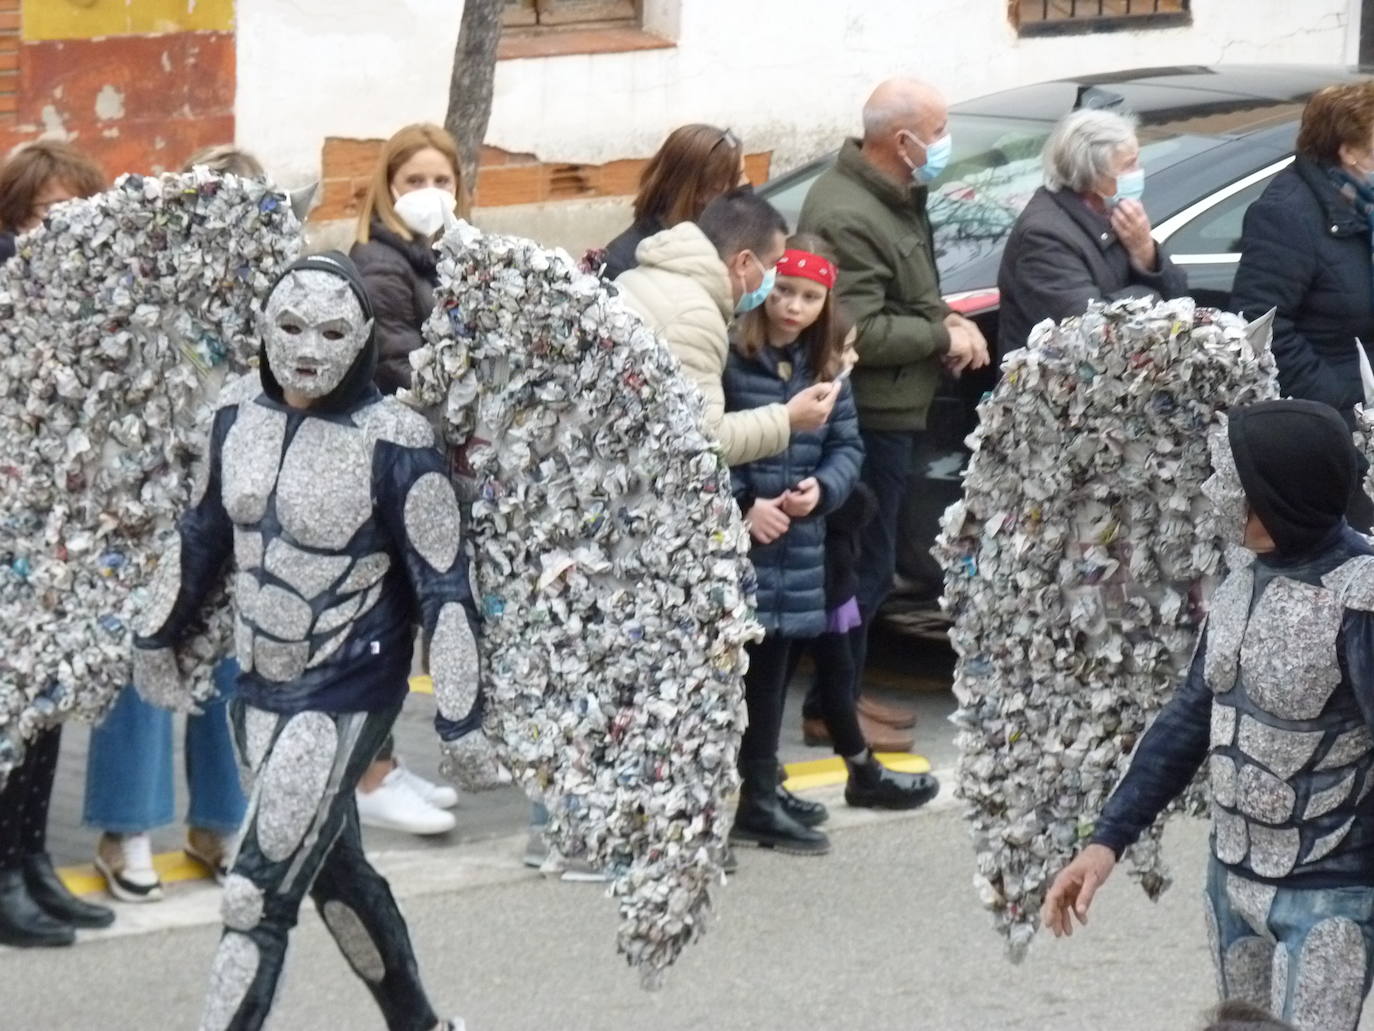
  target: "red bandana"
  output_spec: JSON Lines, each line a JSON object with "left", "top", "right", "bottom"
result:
{"left": 775, "top": 249, "right": 837, "bottom": 289}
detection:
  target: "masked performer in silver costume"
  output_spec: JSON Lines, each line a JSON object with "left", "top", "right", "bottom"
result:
{"left": 133, "top": 253, "right": 475, "bottom": 1031}
{"left": 1043, "top": 400, "right": 1374, "bottom": 1031}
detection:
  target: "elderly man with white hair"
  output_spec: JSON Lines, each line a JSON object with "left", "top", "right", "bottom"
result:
{"left": 996, "top": 108, "right": 1188, "bottom": 355}
{"left": 798, "top": 78, "right": 990, "bottom": 752}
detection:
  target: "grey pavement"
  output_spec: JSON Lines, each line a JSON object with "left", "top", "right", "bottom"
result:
{"left": 15, "top": 629, "right": 1334, "bottom": 1030}
{"left": 9, "top": 798, "right": 1345, "bottom": 1031}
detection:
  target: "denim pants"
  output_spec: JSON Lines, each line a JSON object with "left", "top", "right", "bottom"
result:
{"left": 1205, "top": 857, "right": 1374, "bottom": 1031}
{"left": 83, "top": 659, "right": 246, "bottom": 835}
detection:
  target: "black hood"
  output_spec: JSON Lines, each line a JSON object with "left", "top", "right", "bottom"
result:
{"left": 367, "top": 218, "right": 438, "bottom": 285}
{"left": 1228, "top": 399, "right": 1359, "bottom": 556}
{"left": 258, "top": 251, "right": 380, "bottom": 414}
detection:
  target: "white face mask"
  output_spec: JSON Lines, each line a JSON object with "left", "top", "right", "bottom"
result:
{"left": 392, "top": 186, "right": 457, "bottom": 239}
{"left": 263, "top": 270, "right": 372, "bottom": 400}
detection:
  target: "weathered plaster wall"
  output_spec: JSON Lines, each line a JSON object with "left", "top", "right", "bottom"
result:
{"left": 1, "top": 0, "right": 236, "bottom": 177}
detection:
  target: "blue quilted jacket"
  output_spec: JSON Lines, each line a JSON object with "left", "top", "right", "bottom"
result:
{"left": 723, "top": 340, "right": 863, "bottom": 637}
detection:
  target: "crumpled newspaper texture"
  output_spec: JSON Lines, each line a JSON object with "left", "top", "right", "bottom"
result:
{"left": 1355, "top": 404, "right": 1374, "bottom": 500}
{"left": 0, "top": 170, "right": 301, "bottom": 783}
{"left": 405, "top": 221, "right": 759, "bottom": 988}
{"left": 934, "top": 298, "right": 1278, "bottom": 960}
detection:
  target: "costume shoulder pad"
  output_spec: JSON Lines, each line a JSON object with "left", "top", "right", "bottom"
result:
{"left": 214, "top": 370, "right": 263, "bottom": 410}
{"left": 352, "top": 396, "right": 436, "bottom": 449}
{"left": 1322, "top": 554, "right": 1374, "bottom": 612}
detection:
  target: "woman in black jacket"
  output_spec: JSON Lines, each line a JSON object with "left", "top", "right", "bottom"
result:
{"left": 0, "top": 141, "right": 115, "bottom": 947}
{"left": 351, "top": 123, "right": 464, "bottom": 396}
{"left": 1233, "top": 83, "right": 1374, "bottom": 426}
{"left": 601, "top": 124, "right": 746, "bottom": 281}
{"left": 997, "top": 108, "right": 1187, "bottom": 356}
{"left": 349, "top": 124, "right": 467, "bottom": 837}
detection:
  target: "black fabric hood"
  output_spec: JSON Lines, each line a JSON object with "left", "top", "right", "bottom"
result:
{"left": 1228, "top": 399, "right": 1359, "bottom": 556}
{"left": 258, "top": 251, "right": 380, "bottom": 415}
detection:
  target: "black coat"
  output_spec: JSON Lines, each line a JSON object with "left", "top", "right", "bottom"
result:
{"left": 1231, "top": 157, "right": 1374, "bottom": 424}
{"left": 724, "top": 342, "right": 864, "bottom": 638}
{"left": 602, "top": 216, "right": 665, "bottom": 282}
{"left": 996, "top": 186, "right": 1188, "bottom": 355}
{"left": 350, "top": 220, "right": 438, "bottom": 395}
{"left": 824, "top": 480, "right": 877, "bottom": 607}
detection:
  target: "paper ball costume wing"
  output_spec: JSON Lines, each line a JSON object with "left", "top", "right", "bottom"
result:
{"left": 934, "top": 298, "right": 1279, "bottom": 959}
{"left": 404, "top": 222, "right": 758, "bottom": 987}
{"left": 0, "top": 170, "right": 301, "bottom": 781}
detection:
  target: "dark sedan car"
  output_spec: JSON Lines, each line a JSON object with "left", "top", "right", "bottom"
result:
{"left": 760, "top": 63, "right": 1371, "bottom": 637}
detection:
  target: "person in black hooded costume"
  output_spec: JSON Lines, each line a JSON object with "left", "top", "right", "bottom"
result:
{"left": 1041, "top": 400, "right": 1374, "bottom": 1031}
{"left": 131, "top": 253, "right": 477, "bottom": 1031}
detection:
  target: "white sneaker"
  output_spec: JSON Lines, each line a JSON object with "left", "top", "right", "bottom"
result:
{"left": 95, "top": 832, "right": 164, "bottom": 903}
{"left": 356, "top": 769, "right": 456, "bottom": 835}
{"left": 394, "top": 760, "right": 458, "bottom": 810}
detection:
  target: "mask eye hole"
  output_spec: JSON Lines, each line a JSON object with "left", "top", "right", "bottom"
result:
{"left": 278, "top": 321, "right": 303, "bottom": 336}
{"left": 322, "top": 329, "right": 346, "bottom": 342}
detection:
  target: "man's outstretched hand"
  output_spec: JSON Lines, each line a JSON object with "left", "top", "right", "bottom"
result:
{"left": 1041, "top": 843, "right": 1117, "bottom": 938}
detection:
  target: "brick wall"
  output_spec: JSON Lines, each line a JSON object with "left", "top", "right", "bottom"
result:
{"left": 314, "top": 137, "right": 773, "bottom": 223}
{"left": 0, "top": 1, "right": 236, "bottom": 179}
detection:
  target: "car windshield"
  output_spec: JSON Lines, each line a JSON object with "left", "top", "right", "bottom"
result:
{"left": 924, "top": 113, "right": 1214, "bottom": 272}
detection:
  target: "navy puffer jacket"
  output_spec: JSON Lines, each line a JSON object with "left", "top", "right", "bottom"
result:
{"left": 724, "top": 340, "right": 864, "bottom": 638}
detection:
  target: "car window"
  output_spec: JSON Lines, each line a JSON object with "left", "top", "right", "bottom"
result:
{"left": 925, "top": 121, "right": 1207, "bottom": 272}
{"left": 1163, "top": 175, "right": 1275, "bottom": 255}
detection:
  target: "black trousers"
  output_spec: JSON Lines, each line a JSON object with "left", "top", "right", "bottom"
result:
{"left": 206, "top": 701, "right": 439, "bottom": 1031}
{"left": 792, "top": 630, "right": 868, "bottom": 758}
{"left": 0, "top": 726, "right": 61, "bottom": 870}
{"left": 740, "top": 635, "right": 794, "bottom": 763}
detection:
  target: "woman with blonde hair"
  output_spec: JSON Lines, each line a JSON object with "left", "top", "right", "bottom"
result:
{"left": 351, "top": 123, "right": 464, "bottom": 396}
{"left": 350, "top": 123, "right": 468, "bottom": 837}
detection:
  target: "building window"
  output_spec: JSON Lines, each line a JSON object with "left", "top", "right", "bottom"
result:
{"left": 503, "top": 0, "right": 640, "bottom": 29}
{"left": 0, "top": 0, "right": 17, "bottom": 125}
{"left": 1013, "top": 0, "right": 1191, "bottom": 36}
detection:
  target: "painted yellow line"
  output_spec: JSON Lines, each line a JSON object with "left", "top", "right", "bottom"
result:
{"left": 58, "top": 685, "right": 929, "bottom": 896}
{"left": 782, "top": 753, "right": 931, "bottom": 791}
{"left": 60, "top": 851, "right": 214, "bottom": 897}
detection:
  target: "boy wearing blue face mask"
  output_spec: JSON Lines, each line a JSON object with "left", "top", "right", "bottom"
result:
{"left": 616, "top": 188, "right": 839, "bottom": 466}
{"left": 997, "top": 108, "right": 1188, "bottom": 358}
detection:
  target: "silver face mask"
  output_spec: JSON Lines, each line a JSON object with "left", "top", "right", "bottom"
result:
{"left": 1200, "top": 421, "right": 1248, "bottom": 546}
{"left": 262, "top": 270, "right": 372, "bottom": 400}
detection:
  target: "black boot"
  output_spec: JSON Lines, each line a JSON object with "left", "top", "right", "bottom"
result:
{"left": 731, "top": 759, "right": 830, "bottom": 855}
{"left": 23, "top": 853, "right": 115, "bottom": 929}
{"left": 844, "top": 752, "right": 941, "bottom": 810}
{"left": 0, "top": 867, "right": 75, "bottom": 947}
{"left": 774, "top": 763, "right": 828, "bottom": 828}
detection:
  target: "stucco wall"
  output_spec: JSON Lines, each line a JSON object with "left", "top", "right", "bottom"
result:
{"left": 237, "top": 0, "right": 1357, "bottom": 190}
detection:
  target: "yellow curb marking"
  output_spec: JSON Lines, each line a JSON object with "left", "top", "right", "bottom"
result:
{"left": 60, "top": 677, "right": 930, "bottom": 896}
{"left": 60, "top": 850, "right": 213, "bottom": 897}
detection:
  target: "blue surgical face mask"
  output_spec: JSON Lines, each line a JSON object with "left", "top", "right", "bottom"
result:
{"left": 735, "top": 256, "right": 776, "bottom": 313}
{"left": 903, "top": 131, "right": 953, "bottom": 184}
{"left": 1109, "top": 167, "right": 1146, "bottom": 206}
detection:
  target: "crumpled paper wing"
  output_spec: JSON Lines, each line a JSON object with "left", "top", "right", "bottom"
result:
{"left": 0, "top": 170, "right": 302, "bottom": 784}
{"left": 404, "top": 220, "right": 760, "bottom": 989}
{"left": 934, "top": 297, "right": 1279, "bottom": 960}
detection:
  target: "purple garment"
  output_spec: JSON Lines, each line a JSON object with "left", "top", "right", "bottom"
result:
{"left": 825, "top": 596, "right": 862, "bottom": 635}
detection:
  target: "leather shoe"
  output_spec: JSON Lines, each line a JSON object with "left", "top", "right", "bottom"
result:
{"left": 858, "top": 713, "right": 913, "bottom": 753}
{"left": 23, "top": 853, "right": 115, "bottom": 929}
{"left": 801, "top": 717, "right": 831, "bottom": 747}
{"left": 857, "top": 694, "right": 918, "bottom": 729}
{"left": 0, "top": 867, "right": 75, "bottom": 947}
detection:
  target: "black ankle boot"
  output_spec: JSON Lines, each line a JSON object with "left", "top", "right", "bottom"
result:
{"left": 731, "top": 759, "right": 830, "bottom": 856}
{"left": 23, "top": 853, "right": 115, "bottom": 929}
{"left": 774, "top": 763, "right": 828, "bottom": 827}
{"left": 0, "top": 867, "right": 75, "bottom": 947}
{"left": 844, "top": 752, "right": 941, "bottom": 810}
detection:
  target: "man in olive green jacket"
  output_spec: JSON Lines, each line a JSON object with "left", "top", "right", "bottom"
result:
{"left": 798, "top": 78, "right": 990, "bottom": 697}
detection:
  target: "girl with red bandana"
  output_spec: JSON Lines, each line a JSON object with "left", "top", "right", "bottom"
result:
{"left": 722, "top": 234, "right": 940, "bottom": 858}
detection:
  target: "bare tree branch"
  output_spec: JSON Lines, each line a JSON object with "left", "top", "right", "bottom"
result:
{"left": 445, "top": 0, "right": 506, "bottom": 213}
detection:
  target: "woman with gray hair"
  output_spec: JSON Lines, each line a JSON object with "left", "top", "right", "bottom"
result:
{"left": 995, "top": 108, "right": 1186, "bottom": 354}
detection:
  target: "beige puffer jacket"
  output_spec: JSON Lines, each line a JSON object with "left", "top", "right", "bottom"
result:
{"left": 615, "top": 223, "right": 789, "bottom": 466}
